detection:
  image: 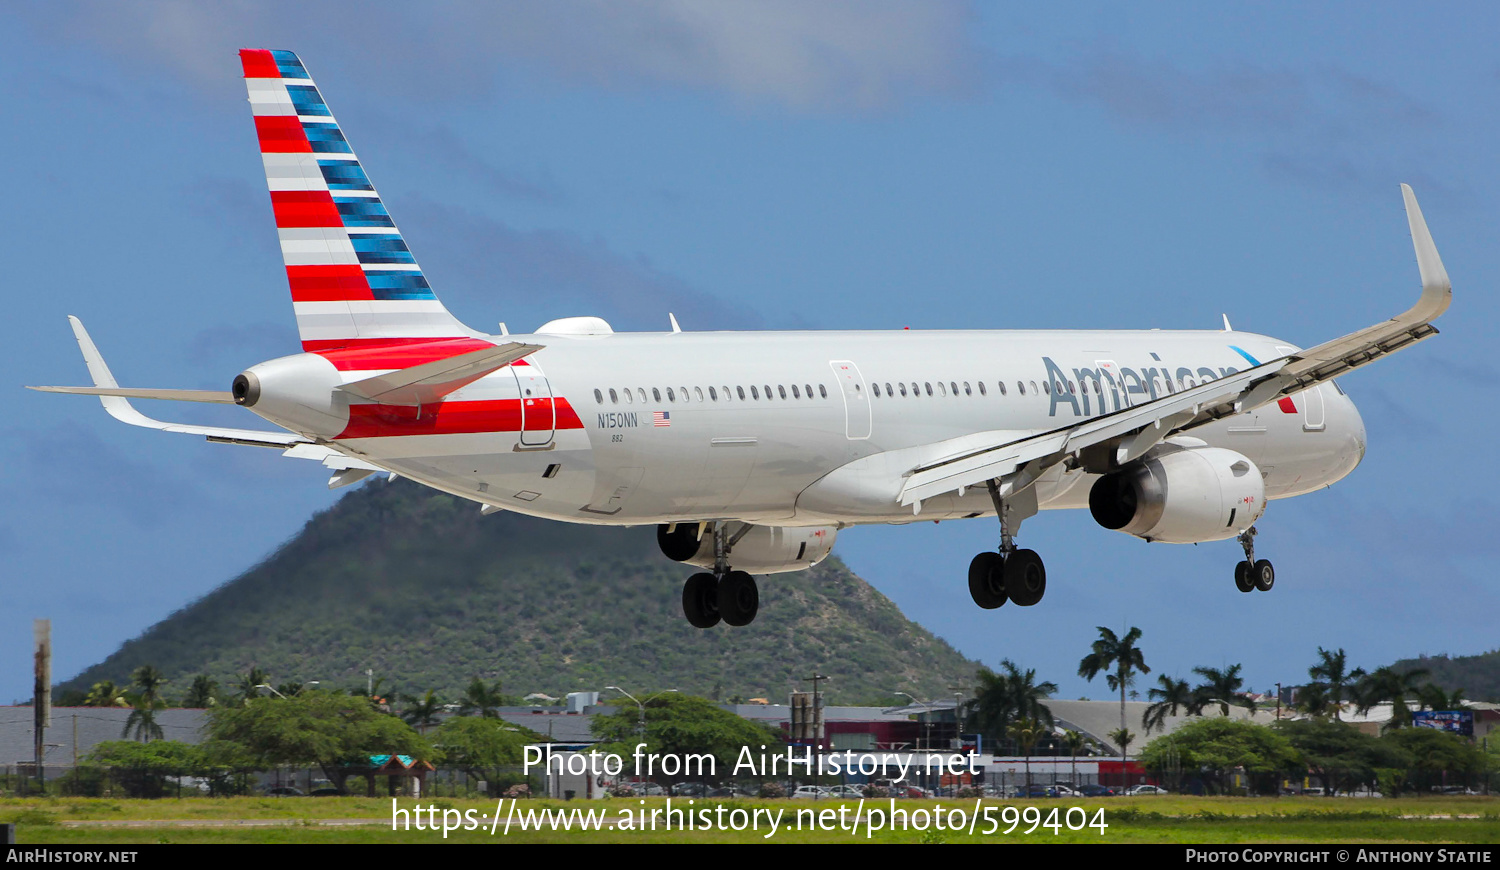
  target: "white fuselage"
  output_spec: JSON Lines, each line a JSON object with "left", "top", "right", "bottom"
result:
{"left": 260, "top": 326, "right": 1366, "bottom": 531}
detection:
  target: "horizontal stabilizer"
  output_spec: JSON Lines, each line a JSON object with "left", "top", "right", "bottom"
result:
{"left": 29, "top": 386, "right": 234, "bottom": 403}
{"left": 338, "top": 341, "right": 542, "bottom": 405}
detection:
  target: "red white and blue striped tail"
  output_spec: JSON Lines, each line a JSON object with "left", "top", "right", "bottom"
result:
{"left": 240, "top": 49, "right": 478, "bottom": 353}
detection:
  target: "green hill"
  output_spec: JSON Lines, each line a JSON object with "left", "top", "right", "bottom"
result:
{"left": 61, "top": 480, "right": 982, "bottom": 705}
{"left": 1391, "top": 650, "right": 1500, "bottom": 703}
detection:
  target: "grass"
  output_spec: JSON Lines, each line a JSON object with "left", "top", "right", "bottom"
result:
{"left": 3, "top": 795, "right": 1496, "bottom": 844}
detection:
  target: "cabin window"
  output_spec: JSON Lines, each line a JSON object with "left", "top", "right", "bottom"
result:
{"left": 995, "top": 381, "right": 1005, "bottom": 396}
{"left": 1043, "top": 381, "right": 1052, "bottom": 395}
{"left": 898, "top": 383, "right": 908, "bottom": 397}
{"left": 694, "top": 386, "right": 703, "bottom": 402}
{"left": 763, "top": 384, "right": 773, "bottom": 400}
{"left": 778, "top": 385, "right": 787, "bottom": 399}
{"left": 979, "top": 381, "right": 989, "bottom": 396}
{"left": 723, "top": 385, "right": 732, "bottom": 401}
{"left": 708, "top": 386, "right": 718, "bottom": 401}
{"left": 608, "top": 388, "right": 619, "bottom": 404}
{"left": 963, "top": 381, "right": 972, "bottom": 396}
{"left": 921, "top": 382, "right": 930, "bottom": 396}
{"left": 1029, "top": 380, "right": 1038, "bottom": 394}
{"left": 936, "top": 382, "right": 946, "bottom": 397}
{"left": 1067, "top": 381, "right": 1076, "bottom": 395}
{"left": 751, "top": 386, "right": 760, "bottom": 399}
{"left": 737, "top": 386, "right": 746, "bottom": 400}
{"left": 594, "top": 389, "right": 603, "bottom": 404}
{"left": 805, "top": 384, "right": 813, "bottom": 399}
{"left": 666, "top": 387, "right": 676, "bottom": 403}
{"left": 950, "top": 381, "right": 959, "bottom": 396}
{"left": 819, "top": 384, "right": 828, "bottom": 399}
{"left": 653, "top": 387, "right": 662, "bottom": 402}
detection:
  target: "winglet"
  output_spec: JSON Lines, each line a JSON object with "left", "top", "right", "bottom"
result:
{"left": 1401, "top": 183, "right": 1452, "bottom": 320}
{"left": 62, "top": 315, "right": 163, "bottom": 429}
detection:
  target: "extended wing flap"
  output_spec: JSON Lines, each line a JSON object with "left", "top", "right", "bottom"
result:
{"left": 337, "top": 341, "right": 543, "bottom": 406}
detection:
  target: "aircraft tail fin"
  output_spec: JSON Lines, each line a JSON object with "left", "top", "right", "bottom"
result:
{"left": 240, "top": 49, "right": 478, "bottom": 352}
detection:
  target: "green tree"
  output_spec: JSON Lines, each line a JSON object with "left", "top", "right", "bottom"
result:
{"left": 1063, "top": 729, "right": 1091, "bottom": 787}
{"left": 966, "top": 660, "right": 1056, "bottom": 751}
{"left": 183, "top": 675, "right": 219, "bottom": 709}
{"left": 235, "top": 667, "right": 270, "bottom": 706}
{"left": 401, "top": 690, "right": 444, "bottom": 733}
{"left": 1307, "top": 647, "right": 1365, "bottom": 721}
{"left": 130, "top": 665, "right": 169, "bottom": 707}
{"left": 432, "top": 716, "right": 538, "bottom": 791}
{"left": 208, "top": 690, "right": 430, "bottom": 793}
{"left": 85, "top": 680, "right": 129, "bottom": 708}
{"left": 1143, "top": 675, "right": 1199, "bottom": 735}
{"left": 1007, "top": 718, "right": 1046, "bottom": 792}
{"left": 1109, "top": 727, "right": 1137, "bottom": 762}
{"left": 123, "top": 697, "right": 166, "bottom": 742}
{"left": 1356, "top": 666, "right": 1429, "bottom": 729}
{"left": 1381, "top": 727, "right": 1489, "bottom": 793}
{"left": 88, "top": 740, "right": 200, "bottom": 798}
{"left": 1274, "top": 716, "right": 1400, "bottom": 795}
{"left": 1078, "top": 626, "right": 1150, "bottom": 744}
{"left": 1138, "top": 718, "right": 1301, "bottom": 795}
{"left": 459, "top": 679, "right": 507, "bottom": 718}
{"left": 590, "top": 694, "right": 782, "bottom": 786}
{"left": 1192, "top": 664, "right": 1257, "bottom": 717}
{"left": 1415, "top": 683, "right": 1465, "bottom": 712}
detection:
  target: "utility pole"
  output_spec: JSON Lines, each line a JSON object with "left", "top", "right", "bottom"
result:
{"left": 33, "top": 620, "right": 51, "bottom": 796}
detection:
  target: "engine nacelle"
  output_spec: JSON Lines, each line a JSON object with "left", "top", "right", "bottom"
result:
{"left": 656, "top": 523, "right": 836, "bottom": 574}
{"left": 1088, "top": 447, "right": 1265, "bottom": 544}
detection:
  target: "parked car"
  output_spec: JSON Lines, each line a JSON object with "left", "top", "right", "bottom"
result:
{"left": 792, "top": 785, "right": 831, "bottom": 799}
{"left": 982, "top": 784, "right": 1019, "bottom": 798}
{"left": 633, "top": 782, "right": 667, "bottom": 796}
{"left": 1126, "top": 784, "right": 1169, "bottom": 796}
{"left": 1077, "top": 784, "right": 1117, "bottom": 797}
{"left": 826, "top": 785, "right": 865, "bottom": 798}
{"left": 670, "top": 782, "right": 708, "bottom": 797}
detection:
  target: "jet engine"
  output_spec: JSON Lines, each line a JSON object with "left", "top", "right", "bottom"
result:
{"left": 1088, "top": 447, "right": 1265, "bottom": 544}
{"left": 657, "top": 523, "right": 837, "bottom": 574}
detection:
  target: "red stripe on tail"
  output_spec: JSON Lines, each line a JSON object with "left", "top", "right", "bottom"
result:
{"left": 254, "top": 116, "right": 312, "bottom": 153}
{"left": 286, "top": 265, "right": 373, "bottom": 302}
{"left": 270, "top": 190, "right": 342, "bottom": 227}
{"left": 239, "top": 49, "right": 280, "bottom": 79}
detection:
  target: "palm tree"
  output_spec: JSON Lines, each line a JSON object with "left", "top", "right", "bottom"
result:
{"left": 1307, "top": 647, "right": 1365, "bottom": 721}
{"left": 85, "top": 681, "right": 129, "bottom": 708}
{"left": 1108, "top": 727, "right": 1136, "bottom": 761}
{"left": 459, "top": 678, "right": 506, "bottom": 718}
{"left": 1079, "top": 626, "right": 1150, "bottom": 740}
{"left": 401, "top": 690, "right": 444, "bottom": 733}
{"left": 1142, "top": 675, "right": 1198, "bottom": 734}
{"left": 966, "top": 659, "right": 1057, "bottom": 750}
{"left": 1192, "top": 664, "right": 1257, "bottom": 717}
{"left": 1416, "top": 683, "right": 1464, "bottom": 712}
{"left": 235, "top": 667, "right": 269, "bottom": 705}
{"left": 182, "top": 675, "right": 218, "bottom": 708}
{"left": 1356, "top": 666, "right": 1429, "bottom": 729}
{"left": 1063, "top": 730, "right": 1090, "bottom": 789}
{"left": 131, "top": 665, "right": 169, "bottom": 707}
{"left": 123, "top": 697, "right": 165, "bottom": 742}
{"left": 1007, "top": 718, "right": 1046, "bottom": 793}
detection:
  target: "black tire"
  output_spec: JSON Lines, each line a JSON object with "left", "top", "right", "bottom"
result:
{"left": 1253, "top": 559, "right": 1275, "bottom": 592}
{"left": 968, "top": 552, "right": 1007, "bottom": 609}
{"left": 718, "top": 571, "right": 759, "bottom": 627}
{"left": 1003, "top": 549, "right": 1046, "bottom": 607}
{"left": 682, "top": 573, "right": 721, "bottom": 628}
{"left": 658, "top": 524, "right": 706, "bottom": 562}
{"left": 1234, "top": 561, "right": 1255, "bottom": 593}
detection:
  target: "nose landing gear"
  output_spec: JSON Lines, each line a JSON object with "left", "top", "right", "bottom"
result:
{"left": 679, "top": 523, "right": 761, "bottom": 628}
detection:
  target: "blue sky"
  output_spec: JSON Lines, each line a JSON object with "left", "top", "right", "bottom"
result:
{"left": 4, "top": 2, "right": 1497, "bottom": 705}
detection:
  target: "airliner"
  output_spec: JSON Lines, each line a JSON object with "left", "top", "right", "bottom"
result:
{"left": 32, "top": 50, "right": 1451, "bottom": 629}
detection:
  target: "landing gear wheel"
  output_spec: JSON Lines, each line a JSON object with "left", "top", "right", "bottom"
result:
{"left": 968, "top": 552, "right": 1007, "bottom": 609}
{"left": 1252, "top": 560, "right": 1275, "bottom": 592}
{"left": 1234, "top": 561, "right": 1255, "bottom": 593}
{"left": 1003, "top": 549, "right": 1046, "bottom": 607}
{"left": 682, "top": 572, "right": 721, "bottom": 628}
{"left": 718, "top": 571, "right": 759, "bottom": 626}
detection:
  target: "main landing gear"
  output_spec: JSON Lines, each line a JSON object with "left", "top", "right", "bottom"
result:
{"left": 681, "top": 523, "right": 760, "bottom": 629}
{"left": 1233, "top": 526, "right": 1275, "bottom": 593}
{"left": 968, "top": 481, "right": 1047, "bottom": 610}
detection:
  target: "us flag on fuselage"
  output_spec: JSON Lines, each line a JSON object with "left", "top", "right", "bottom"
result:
{"left": 653, "top": 411, "right": 671, "bottom": 428}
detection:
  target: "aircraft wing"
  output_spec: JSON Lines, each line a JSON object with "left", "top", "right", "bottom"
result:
{"left": 899, "top": 183, "right": 1451, "bottom": 508}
